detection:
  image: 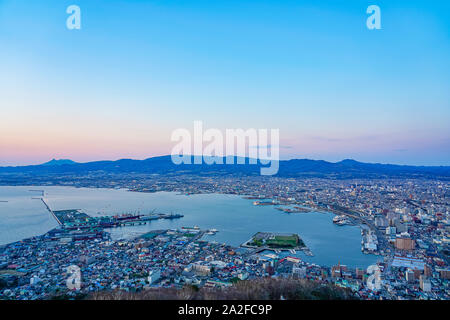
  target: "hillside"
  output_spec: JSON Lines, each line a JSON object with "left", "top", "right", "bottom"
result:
{"left": 88, "top": 277, "right": 357, "bottom": 300}
{"left": 0, "top": 155, "right": 449, "bottom": 179}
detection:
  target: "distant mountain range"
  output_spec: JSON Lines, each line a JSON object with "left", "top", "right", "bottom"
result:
{"left": 0, "top": 156, "right": 449, "bottom": 179}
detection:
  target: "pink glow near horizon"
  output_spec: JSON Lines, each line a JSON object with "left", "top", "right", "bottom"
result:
{"left": 1, "top": 128, "right": 448, "bottom": 166}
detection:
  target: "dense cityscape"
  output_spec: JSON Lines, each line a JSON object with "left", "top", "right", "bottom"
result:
{"left": 1, "top": 174, "right": 449, "bottom": 300}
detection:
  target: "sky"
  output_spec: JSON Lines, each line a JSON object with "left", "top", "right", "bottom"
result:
{"left": 0, "top": 0, "right": 449, "bottom": 166}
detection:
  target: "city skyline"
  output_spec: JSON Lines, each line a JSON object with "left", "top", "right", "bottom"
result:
{"left": 1, "top": 0, "right": 449, "bottom": 166}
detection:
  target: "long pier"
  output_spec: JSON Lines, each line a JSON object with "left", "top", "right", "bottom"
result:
{"left": 39, "top": 198, "right": 62, "bottom": 225}
{"left": 29, "top": 189, "right": 45, "bottom": 197}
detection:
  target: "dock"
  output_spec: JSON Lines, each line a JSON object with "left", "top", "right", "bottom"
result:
{"left": 37, "top": 198, "right": 62, "bottom": 225}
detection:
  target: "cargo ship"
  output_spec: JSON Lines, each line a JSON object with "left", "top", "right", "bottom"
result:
{"left": 114, "top": 214, "right": 142, "bottom": 221}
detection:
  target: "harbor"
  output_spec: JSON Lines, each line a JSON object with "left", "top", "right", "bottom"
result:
{"left": 51, "top": 208, "right": 184, "bottom": 230}
{"left": 0, "top": 186, "right": 379, "bottom": 268}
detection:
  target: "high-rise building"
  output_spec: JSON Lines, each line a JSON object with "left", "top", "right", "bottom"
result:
{"left": 420, "top": 276, "right": 431, "bottom": 292}
{"left": 424, "top": 265, "right": 432, "bottom": 277}
{"left": 395, "top": 238, "right": 415, "bottom": 250}
{"left": 406, "top": 269, "right": 415, "bottom": 282}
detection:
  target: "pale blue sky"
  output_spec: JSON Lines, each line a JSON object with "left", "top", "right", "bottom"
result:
{"left": 0, "top": 0, "right": 449, "bottom": 165}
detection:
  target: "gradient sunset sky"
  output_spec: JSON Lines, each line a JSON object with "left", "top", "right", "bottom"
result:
{"left": 0, "top": 0, "right": 449, "bottom": 166}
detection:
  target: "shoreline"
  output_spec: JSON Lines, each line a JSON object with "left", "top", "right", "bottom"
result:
{"left": 0, "top": 185, "right": 380, "bottom": 268}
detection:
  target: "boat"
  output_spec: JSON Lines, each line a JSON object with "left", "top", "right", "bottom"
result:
{"left": 253, "top": 201, "right": 276, "bottom": 206}
{"left": 114, "top": 214, "right": 141, "bottom": 221}
{"left": 206, "top": 229, "right": 218, "bottom": 235}
{"left": 333, "top": 215, "right": 349, "bottom": 225}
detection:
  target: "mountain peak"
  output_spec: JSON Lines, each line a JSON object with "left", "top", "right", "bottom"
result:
{"left": 41, "top": 159, "right": 77, "bottom": 166}
{"left": 339, "top": 159, "right": 360, "bottom": 164}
